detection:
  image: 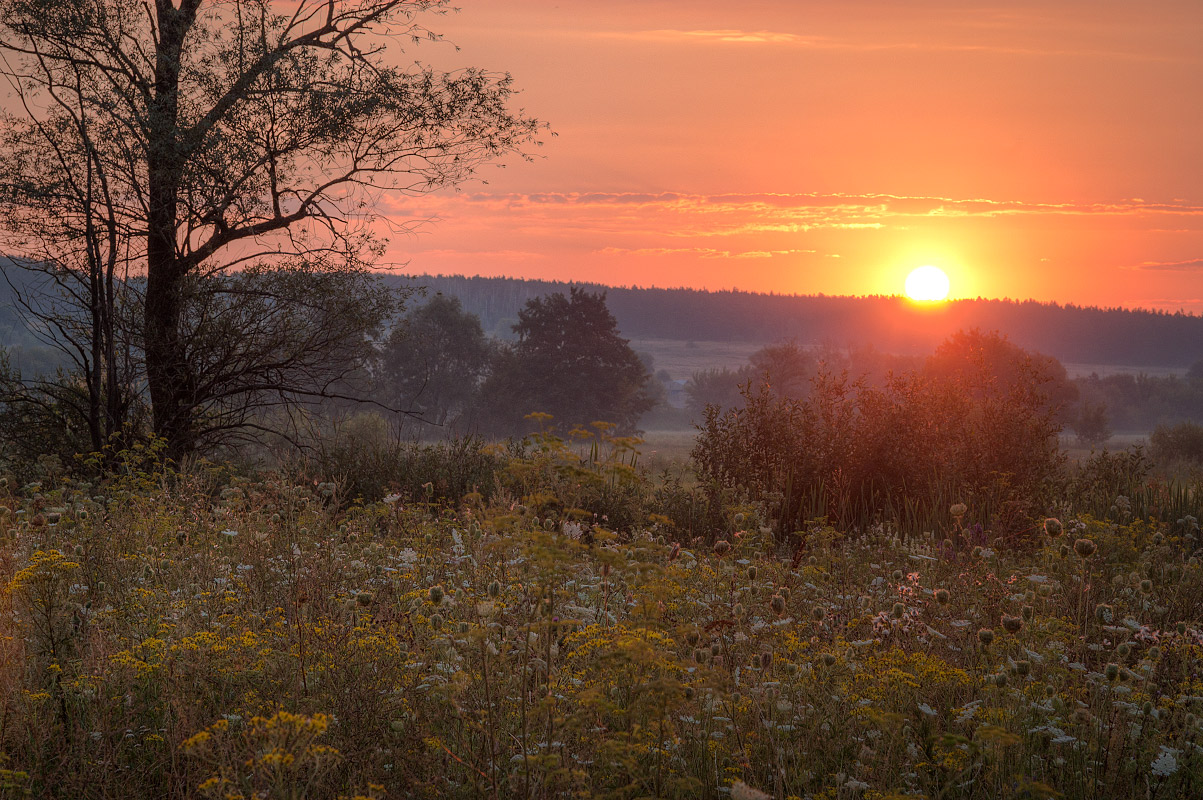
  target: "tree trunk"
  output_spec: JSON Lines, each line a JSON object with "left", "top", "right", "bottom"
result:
{"left": 144, "top": 0, "right": 198, "bottom": 460}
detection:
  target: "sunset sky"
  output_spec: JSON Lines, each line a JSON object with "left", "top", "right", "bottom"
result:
{"left": 383, "top": 1, "right": 1203, "bottom": 312}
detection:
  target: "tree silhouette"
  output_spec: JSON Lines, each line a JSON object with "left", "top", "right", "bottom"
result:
{"left": 482, "top": 288, "right": 654, "bottom": 435}
{"left": 378, "top": 294, "right": 493, "bottom": 429}
{"left": 0, "top": 0, "right": 541, "bottom": 457}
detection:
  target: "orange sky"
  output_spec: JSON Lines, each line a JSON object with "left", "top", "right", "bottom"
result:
{"left": 379, "top": 1, "right": 1203, "bottom": 312}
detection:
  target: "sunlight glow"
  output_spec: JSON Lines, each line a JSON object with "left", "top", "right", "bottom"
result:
{"left": 904, "top": 265, "right": 951, "bottom": 302}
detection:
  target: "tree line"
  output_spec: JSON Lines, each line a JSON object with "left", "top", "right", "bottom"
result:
{"left": 407, "top": 274, "right": 1203, "bottom": 368}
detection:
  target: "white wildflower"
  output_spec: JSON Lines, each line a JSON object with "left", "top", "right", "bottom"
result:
{"left": 730, "top": 779, "right": 772, "bottom": 798}
{"left": 1151, "top": 746, "right": 1179, "bottom": 777}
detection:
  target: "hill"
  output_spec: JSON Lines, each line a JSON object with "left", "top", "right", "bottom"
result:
{"left": 397, "top": 274, "right": 1203, "bottom": 369}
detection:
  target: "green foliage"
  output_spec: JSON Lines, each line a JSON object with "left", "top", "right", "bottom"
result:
{"left": 481, "top": 288, "right": 656, "bottom": 436}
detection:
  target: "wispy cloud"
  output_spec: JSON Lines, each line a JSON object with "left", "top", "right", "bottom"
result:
{"left": 1128, "top": 258, "right": 1203, "bottom": 271}
{"left": 621, "top": 29, "right": 816, "bottom": 45}
{"left": 596, "top": 246, "right": 815, "bottom": 259}
{"left": 440, "top": 191, "right": 1203, "bottom": 223}
{"left": 589, "top": 28, "right": 1191, "bottom": 62}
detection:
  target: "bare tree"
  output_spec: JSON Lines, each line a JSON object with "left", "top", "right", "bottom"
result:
{"left": 1, "top": 0, "right": 541, "bottom": 458}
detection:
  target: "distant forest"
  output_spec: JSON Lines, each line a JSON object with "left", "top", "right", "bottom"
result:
{"left": 6, "top": 267, "right": 1202, "bottom": 370}
{"left": 396, "top": 274, "right": 1203, "bottom": 369}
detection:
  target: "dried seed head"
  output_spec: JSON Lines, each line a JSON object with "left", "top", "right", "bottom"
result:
{"left": 1105, "top": 662, "right": 1120, "bottom": 681}
{"left": 821, "top": 653, "right": 837, "bottom": 667}
{"left": 1022, "top": 605, "right": 1034, "bottom": 621}
{"left": 1074, "top": 538, "right": 1097, "bottom": 558}
{"left": 1043, "top": 518, "right": 1063, "bottom": 537}
{"left": 891, "top": 602, "right": 906, "bottom": 619}
{"left": 934, "top": 588, "right": 951, "bottom": 606}
{"left": 428, "top": 585, "right": 444, "bottom": 605}
{"left": 429, "top": 613, "right": 444, "bottom": 631}
{"left": 949, "top": 502, "right": 967, "bottom": 518}
{"left": 713, "top": 540, "right": 731, "bottom": 556}
{"left": 769, "top": 594, "right": 786, "bottom": 615}
{"left": 356, "top": 591, "right": 373, "bottom": 606}
{"left": 1002, "top": 615, "right": 1023, "bottom": 634}
{"left": 1139, "top": 579, "right": 1153, "bottom": 594}
{"left": 487, "top": 580, "right": 501, "bottom": 598}
{"left": 978, "top": 628, "right": 994, "bottom": 646}
{"left": 747, "top": 566, "right": 758, "bottom": 582}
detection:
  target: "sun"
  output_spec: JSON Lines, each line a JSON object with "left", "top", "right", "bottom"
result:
{"left": 904, "top": 265, "right": 950, "bottom": 302}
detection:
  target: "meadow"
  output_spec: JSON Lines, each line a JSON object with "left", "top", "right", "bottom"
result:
{"left": 1, "top": 432, "right": 1201, "bottom": 799}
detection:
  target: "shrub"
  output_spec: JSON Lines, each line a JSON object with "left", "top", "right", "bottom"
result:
{"left": 1149, "top": 421, "right": 1203, "bottom": 466}
{"left": 692, "top": 332, "right": 1066, "bottom": 536}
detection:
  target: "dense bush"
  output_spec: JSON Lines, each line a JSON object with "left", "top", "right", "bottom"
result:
{"left": 693, "top": 332, "right": 1066, "bottom": 536}
{"left": 1150, "top": 421, "right": 1203, "bottom": 467}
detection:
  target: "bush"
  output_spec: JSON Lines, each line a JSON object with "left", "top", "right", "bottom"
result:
{"left": 306, "top": 421, "right": 504, "bottom": 505}
{"left": 692, "top": 332, "right": 1066, "bottom": 536}
{"left": 1149, "top": 421, "right": 1203, "bottom": 466}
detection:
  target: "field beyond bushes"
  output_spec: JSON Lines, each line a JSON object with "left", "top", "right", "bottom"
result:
{"left": 1, "top": 458, "right": 1202, "bottom": 799}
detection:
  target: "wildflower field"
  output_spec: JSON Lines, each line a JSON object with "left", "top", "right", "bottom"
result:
{"left": 1, "top": 439, "right": 1202, "bottom": 799}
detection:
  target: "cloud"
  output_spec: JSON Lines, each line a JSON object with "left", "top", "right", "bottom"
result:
{"left": 589, "top": 29, "right": 1190, "bottom": 62}
{"left": 1128, "top": 258, "right": 1203, "bottom": 271}
{"left": 423, "top": 191, "right": 1203, "bottom": 225}
{"left": 596, "top": 246, "right": 815, "bottom": 259}
{"left": 631, "top": 29, "right": 815, "bottom": 45}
